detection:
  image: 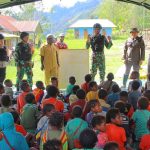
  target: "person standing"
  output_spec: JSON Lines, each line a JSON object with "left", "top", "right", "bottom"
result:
{"left": 40, "top": 34, "right": 59, "bottom": 86}
{"left": 15, "top": 32, "right": 33, "bottom": 91}
{"left": 122, "top": 28, "right": 145, "bottom": 87}
{"left": 89, "top": 23, "right": 113, "bottom": 82}
{"left": 0, "top": 34, "right": 9, "bottom": 84}
{"left": 55, "top": 33, "right": 68, "bottom": 49}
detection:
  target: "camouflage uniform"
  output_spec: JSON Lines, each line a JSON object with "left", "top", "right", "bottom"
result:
{"left": 90, "top": 34, "right": 112, "bottom": 82}
{"left": 15, "top": 42, "right": 33, "bottom": 89}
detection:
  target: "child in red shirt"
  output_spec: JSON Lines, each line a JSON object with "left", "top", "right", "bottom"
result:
{"left": 106, "top": 108, "right": 126, "bottom": 150}
{"left": 17, "top": 82, "right": 30, "bottom": 113}
{"left": 33, "top": 81, "right": 44, "bottom": 104}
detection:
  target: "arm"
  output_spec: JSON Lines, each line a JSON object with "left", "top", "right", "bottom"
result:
{"left": 140, "top": 39, "right": 145, "bottom": 61}
{"left": 123, "top": 41, "right": 128, "bottom": 60}
{"left": 104, "top": 36, "right": 113, "bottom": 49}
{"left": 56, "top": 51, "right": 59, "bottom": 66}
{"left": 14, "top": 45, "right": 20, "bottom": 64}
{"left": 41, "top": 56, "right": 44, "bottom": 70}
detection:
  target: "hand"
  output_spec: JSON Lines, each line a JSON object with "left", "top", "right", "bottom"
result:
{"left": 139, "top": 60, "right": 143, "bottom": 66}
{"left": 107, "top": 36, "right": 111, "bottom": 42}
{"left": 41, "top": 65, "right": 44, "bottom": 71}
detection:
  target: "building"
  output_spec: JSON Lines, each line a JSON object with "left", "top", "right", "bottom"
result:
{"left": 69, "top": 19, "right": 116, "bottom": 39}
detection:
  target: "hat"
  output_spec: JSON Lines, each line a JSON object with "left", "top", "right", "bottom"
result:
{"left": 59, "top": 33, "right": 65, "bottom": 37}
{"left": 130, "top": 28, "right": 139, "bottom": 33}
{"left": 46, "top": 34, "right": 53, "bottom": 39}
{"left": 20, "top": 32, "right": 29, "bottom": 40}
{"left": 93, "top": 23, "right": 102, "bottom": 29}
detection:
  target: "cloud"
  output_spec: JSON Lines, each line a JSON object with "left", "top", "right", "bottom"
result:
{"left": 37, "top": 0, "right": 87, "bottom": 12}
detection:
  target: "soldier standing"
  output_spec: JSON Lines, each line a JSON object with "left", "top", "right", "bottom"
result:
{"left": 90, "top": 23, "right": 113, "bottom": 82}
{"left": 122, "top": 28, "right": 145, "bottom": 87}
{"left": 15, "top": 32, "right": 33, "bottom": 91}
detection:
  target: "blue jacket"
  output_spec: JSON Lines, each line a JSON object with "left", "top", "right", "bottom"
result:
{"left": 0, "top": 112, "right": 29, "bottom": 150}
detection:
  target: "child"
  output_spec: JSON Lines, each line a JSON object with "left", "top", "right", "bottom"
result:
{"left": 114, "top": 101, "right": 130, "bottom": 138}
{"left": 86, "top": 81, "right": 99, "bottom": 101}
{"left": 99, "top": 73, "right": 117, "bottom": 93}
{"left": 104, "top": 142, "right": 119, "bottom": 150}
{"left": 145, "top": 73, "right": 150, "bottom": 90}
{"left": 139, "top": 118, "right": 150, "bottom": 150}
{"left": 69, "top": 85, "right": 80, "bottom": 105}
{"left": 107, "top": 84, "right": 120, "bottom": 107}
{"left": 17, "top": 81, "right": 30, "bottom": 113}
{"left": 128, "top": 71, "right": 142, "bottom": 92}
{"left": 86, "top": 99, "right": 105, "bottom": 125}
{"left": 33, "top": 81, "right": 45, "bottom": 104}
{"left": 0, "top": 83, "right": 4, "bottom": 105}
{"left": 119, "top": 91, "right": 134, "bottom": 119}
{"left": 42, "top": 85, "right": 64, "bottom": 112}
{"left": 11, "top": 111, "right": 27, "bottom": 136}
{"left": 132, "top": 97, "right": 150, "bottom": 142}
{"left": 66, "top": 76, "right": 76, "bottom": 95}
{"left": 106, "top": 108, "right": 126, "bottom": 150}
{"left": 91, "top": 115, "right": 108, "bottom": 149}
{"left": 0, "top": 94, "right": 13, "bottom": 114}
{"left": 0, "top": 34, "right": 9, "bottom": 84}
{"left": 51, "top": 77, "right": 58, "bottom": 88}
{"left": 128, "top": 80, "right": 141, "bottom": 110}
{"left": 42, "top": 111, "right": 68, "bottom": 150}
{"left": 66, "top": 106, "right": 88, "bottom": 149}
{"left": 79, "top": 128, "right": 98, "bottom": 149}
{"left": 81, "top": 74, "right": 92, "bottom": 94}
{"left": 4, "top": 79, "right": 13, "bottom": 99}
{"left": 43, "top": 139, "right": 62, "bottom": 150}
{"left": 21, "top": 93, "right": 39, "bottom": 133}
{"left": 98, "top": 89, "right": 110, "bottom": 112}
{"left": 143, "top": 90, "right": 150, "bottom": 111}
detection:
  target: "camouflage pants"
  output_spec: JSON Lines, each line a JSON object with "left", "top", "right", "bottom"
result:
{"left": 16, "top": 62, "right": 33, "bottom": 89}
{"left": 91, "top": 52, "right": 105, "bottom": 82}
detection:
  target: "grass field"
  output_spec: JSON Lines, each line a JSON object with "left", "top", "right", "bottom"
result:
{"left": 6, "top": 38, "right": 148, "bottom": 85}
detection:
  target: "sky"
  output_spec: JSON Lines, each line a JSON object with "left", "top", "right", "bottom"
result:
{"left": 38, "top": 0, "right": 87, "bottom": 11}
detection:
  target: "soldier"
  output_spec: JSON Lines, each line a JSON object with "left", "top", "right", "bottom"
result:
{"left": 40, "top": 34, "right": 59, "bottom": 86}
{"left": 0, "top": 34, "right": 9, "bottom": 84}
{"left": 90, "top": 23, "right": 113, "bottom": 82}
{"left": 15, "top": 32, "right": 33, "bottom": 91}
{"left": 122, "top": 28, "right": 145, "bottom": 87}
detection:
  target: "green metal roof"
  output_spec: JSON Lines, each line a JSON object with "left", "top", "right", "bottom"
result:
{"left": 0, "top": 0, "right": 41, "bottom": 9}
{"left": 116, "top": 0, "right": 150, "bottom": 9}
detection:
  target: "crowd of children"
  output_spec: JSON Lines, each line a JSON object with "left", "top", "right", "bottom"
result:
{"left": 0, "top": 71, "right": 149, "bottom": 150}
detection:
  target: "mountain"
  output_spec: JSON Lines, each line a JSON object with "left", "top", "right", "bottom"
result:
{"left": 41, "top": 0, "right": 102, "bottom": 34}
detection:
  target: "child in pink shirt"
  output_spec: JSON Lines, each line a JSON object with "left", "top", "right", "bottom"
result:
{"left": 91, "top": 115, "right": 108, "bottom": 149}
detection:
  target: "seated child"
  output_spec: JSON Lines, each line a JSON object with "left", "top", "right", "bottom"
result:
{"left": 66, "top": 76, "right": 76, "bottom": 96}
{"left": 145, "top": 73, "right": 150, "bottom": 90}
{"left": 33, "top": 81, "right": 45, "bottom": 104}
{"left": 86, "top": 99, "right": 106, "bottom": 125}
{"left": 81, "top": 74, "right": 92, "bottom": 94}
{"left": 51, "top": 77, "right": 58, "bottom": 88}
{"left": 11, "top": 111, "right": 27, "bottom": 136}
{"left": 21, "top": 93, "right": 39, "bottom": 133}
{"left": 107, "top": 84, "right": 120, "bottom": 107}
{"left": 139, "top": 118, "right": 150, "bottom": 150}
{"left": 42, "top": 85, "right": 64, "bottom": 112}
{"left": 104, "top": 142, "right": 119, "bottom": 150}
{"left": 17, "top": 81, "right": 30, "bottom": 113}
{"left": 79, "top": 128, "right": 98, "bottom": 149}
{"left": 106, "top": 108, "right": 126, "bottom": 150}
{"left": 0, "top": 94, "right": 13, "bottom": 114}
{"left": 42, "top": 111, "right": 68, "bottom": 150}
{"left": 91, "top": 115, "right": 108, "bottom": 149}
{"left": 98, "top": 89, "right": 110, "bottom": 112}
{"left": 132, "top": 97, "right": 150, "bottom": 141}
{"left": 66, "top": 106, "right": 88, "bottom": 149}
{"left": 119, "top": 91, "right": 134, "bottom": 119}
{"left": 4, "top": 79, "right": 13, "bottom": 99}
{"left": 114, "top": 101, "right": 130, "bottom": 138}
{"left": 69, "top": 85, "right": 80, "bottom": 105}
{"left": 0, "top": 83, "right": 4, "bottom": 105}
{"left": 99, "top": 73, "right": 117, "bottom": 93}
{"left": 43, "top": 139, "right": 62, "bottom": 150}
{"left": 128, "top": 71, "right": 142, "bottom": 92}
{"left": 143, "top": 90, "right": 150, "bottom": 111}
{"left": 86, "top": 81, "right": 99, "bottom": 101}
{"left": 128, "top": 80, "right": 141, "bottom": 110}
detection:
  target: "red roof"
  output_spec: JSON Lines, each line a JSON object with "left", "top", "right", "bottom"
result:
{"left": 0, "top": 15, "right": 40, "bottom": 32}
